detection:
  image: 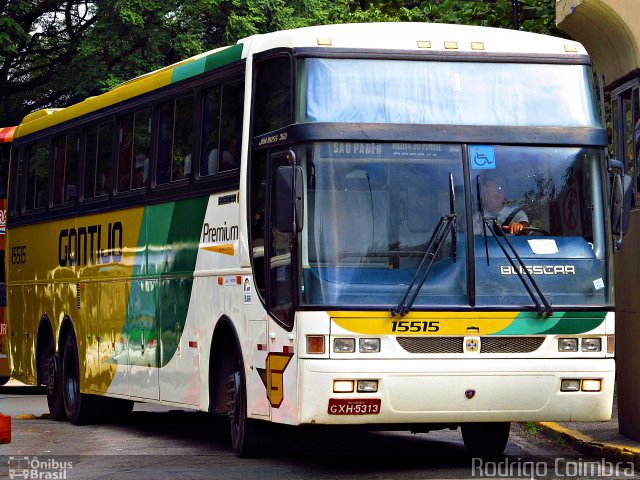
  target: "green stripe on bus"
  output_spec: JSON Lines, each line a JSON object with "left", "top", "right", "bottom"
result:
{"left": 122, "top": 196, "right": 209, "bottom": 368}
{"left": 493, "top": 311, "right": 606, "bottom": 335}
{"left": 171, "top": 44, "right": 243, "bottom": 84}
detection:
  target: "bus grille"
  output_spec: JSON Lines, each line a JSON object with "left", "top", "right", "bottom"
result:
{"left": 396, "top": 336, "right": 545, "bottom": 354}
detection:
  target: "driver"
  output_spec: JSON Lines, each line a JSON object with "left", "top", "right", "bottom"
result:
{"left": 474, "top": 179, "right": 529, "bottom": 235}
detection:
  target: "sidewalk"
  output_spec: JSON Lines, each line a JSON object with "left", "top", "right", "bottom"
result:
{"left": 536, "top": 400, "right": 640, "bottom": 467}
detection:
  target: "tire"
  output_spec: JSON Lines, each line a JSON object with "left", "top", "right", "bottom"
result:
{"left": 461, "top": 422, "right": 511, "bottom": 457}
{"left": 0, "top": 376, "right": 9, "bottom": 386}
{"left": 228, "top": 357, "right": 265, "bottom": 457}
{"left": 45, "top": 351, "right": 66, "bottom": 420}
{"left": 61, "top": 332, "right": 98, "bottom": 425}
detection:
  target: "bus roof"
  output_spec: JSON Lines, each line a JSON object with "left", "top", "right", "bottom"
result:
{"left": 0, "top": 126, "right": 16, "bottom": 143}
{"left": 14, "top": 22, "right": 587, "bottom": 140}
{"left": 239, "top": 22, "right": 586, "bottom": 56}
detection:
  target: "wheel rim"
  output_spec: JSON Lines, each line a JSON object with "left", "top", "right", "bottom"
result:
{"left": 46, "top": 355, "right": 58, "bottom": 397}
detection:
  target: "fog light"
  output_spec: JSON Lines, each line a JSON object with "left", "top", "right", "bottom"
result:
{"left": 581, "top": 338, "right": 602, "bottom": 352}
{"left": 357, "top": 380, "right": 378, "bottom": 393}
{"left": 333, "top": 380, "right": 354, "bottom": 393}
{"left": 334, "top": 338, "right": 356, "bottom": 353}
{"left": 558, "top": 338, "right": 578, "bottom": 352}
{"left": 306, "top": 335, "right": 325, "bottom": 354}
{"left": 359, "top": 338, "right": 380, "bottom": 353}
{"left": 581, "top": 379, "right": 602, "bottom": 392}
{"left": 561, "top": 379, "right": 581, "bottom": 392}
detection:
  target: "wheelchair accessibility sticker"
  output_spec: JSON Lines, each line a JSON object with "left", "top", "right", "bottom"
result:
{"left": 470, "top": 145, "right": 496, "bottom": 170}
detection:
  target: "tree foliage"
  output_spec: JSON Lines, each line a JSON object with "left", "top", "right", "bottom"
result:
{"left": 0, "top": 0, "right": 559, "bottom": 126}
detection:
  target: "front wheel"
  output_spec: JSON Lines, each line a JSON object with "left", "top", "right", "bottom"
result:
{"left": 228, "top": 359, "right": 265, "bottom": 457}
{"left": 0, "top": 376, "right": 8, "bottom": 386}
{"left": 461, "top": 422, "right": 510, "bottom": 457}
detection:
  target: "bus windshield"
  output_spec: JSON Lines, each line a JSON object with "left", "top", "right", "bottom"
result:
{"left": 297, "top": 58, "right": 601, "bottom": 128}
{"left": 299, "top": 142, "right": 609, "bottom": 309}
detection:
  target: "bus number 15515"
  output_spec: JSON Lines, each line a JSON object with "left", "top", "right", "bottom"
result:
{"left": 391, "top": 321, "right": 440, "bottom": 333}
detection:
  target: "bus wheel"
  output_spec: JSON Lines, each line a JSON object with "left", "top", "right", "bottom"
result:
{"left": 461, "top": 422, "right": 510, "bottom": 457}
{"left": 45, "top": 352, "right": 66, "bottom": 420}
{"left": 0, "top": 376, "right": 8, "bottom": 386}
{"left": 61, "top": 332, "right": 97, "bottom": 425}
{"left": 228, "top": 360, "right": 262, "bottom": 457}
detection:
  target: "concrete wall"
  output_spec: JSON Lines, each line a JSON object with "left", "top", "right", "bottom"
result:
{"left": 557, "top": 0, "right": 640, "bottom": 87}
{"left": 557, "top": 0, "right": 640, "bottom": 440}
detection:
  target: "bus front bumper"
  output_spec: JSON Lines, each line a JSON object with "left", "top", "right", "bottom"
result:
{"left": 297, "top": 358, "right": 614, "bottom": 425}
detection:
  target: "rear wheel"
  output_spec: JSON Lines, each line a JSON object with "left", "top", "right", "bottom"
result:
{"left": 0, "top": 376, "right": 8, "bottom": 386}
{"left": 228, "top": 356, "right": 264, "bottom": 457}
{"left": 62, "top": 332, "right": 98, "bottom": 424}
{"left": 45, "top": 351, "right": 66, "bottom": 420}
{"left": 461, "top": 422, "right": 511, "bottom": 457}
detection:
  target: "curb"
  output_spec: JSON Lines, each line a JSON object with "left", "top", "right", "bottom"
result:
{"left": 535, "top": 422, "right": 640, "bottom": 468}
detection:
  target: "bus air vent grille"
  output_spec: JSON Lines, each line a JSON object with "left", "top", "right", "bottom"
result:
{"left": 396, "top": 336, "right": 545, "bottom": 354}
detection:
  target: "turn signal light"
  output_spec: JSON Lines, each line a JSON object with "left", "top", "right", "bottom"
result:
{"left": 306, "top": 335, "right": 325, "bottom": 354}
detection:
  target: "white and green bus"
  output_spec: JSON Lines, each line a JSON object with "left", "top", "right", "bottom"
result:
{"left": 7, "top": 23, "right": 623, "bottom": 457}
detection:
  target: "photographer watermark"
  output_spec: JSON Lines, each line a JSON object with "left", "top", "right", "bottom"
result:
{"left": 472, "top": 457, "right": 635, "bottom": 478}
{"left": 8, "top": 456, "right": 73, "bottom": 479}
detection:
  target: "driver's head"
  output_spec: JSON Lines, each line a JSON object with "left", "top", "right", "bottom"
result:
{"left": 482, "top": 179, "right": 505, "bottom": 213}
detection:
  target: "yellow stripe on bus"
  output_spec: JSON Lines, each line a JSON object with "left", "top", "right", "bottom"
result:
{"left": 329, "top": 311, "right": 516, "bottom": 336}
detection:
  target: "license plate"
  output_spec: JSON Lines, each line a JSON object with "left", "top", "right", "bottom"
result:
{"left": 328, "top": 398, "right": 381, "bottom": 415}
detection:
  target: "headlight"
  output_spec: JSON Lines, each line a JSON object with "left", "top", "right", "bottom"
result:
{"left": 581, "top": 338, "right": 602, "bottom": 352}
{"left": 334, "top": 338, "right": 356, "bottom": 353}
{"left": 357, "top": 380, "right": 378, "bottom": 393}
{"left": 558, "top": 338, "right": 578, "bottom": 352}
{"left": 359, "top": 338, "right": 380, "bottom": 353}
{"left": 560, "top": 379, "right": 581, "bottom": 392}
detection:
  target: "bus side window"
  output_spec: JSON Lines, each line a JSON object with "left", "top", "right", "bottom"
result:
{"left": 52, "top": 132, "right": 79, "bottom": 206}
{"left": 118, "top": 109, "right": 150, "bottom": 193}
{"left": 200, "top": 85, "right": 221, "bottom": 177}
{"left": 157, "top": 96, "right": 194, "bottom": 185}
{"left": 219, "top": 80, "right": 244, "bottom": 172}
{"left": 253, "top": 56, "right": 291, "bottom": 136}
{"left": 9, "top": 147, "right": 23, "bottom": 217}
{"left": 84, "top": 122, "right": 114, "bottom": 199}
{"left": 200, "top": 78, "right": 244, "bottom": 178}
{"left": 25, "top": 141, "right": 49, "bottom": 211}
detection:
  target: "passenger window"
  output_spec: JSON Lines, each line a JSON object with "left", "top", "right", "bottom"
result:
{"left": 9, "top": 147, "right": 24, "bottom": 216}
{"left": 157, "top": 96, "right": 194, "bottom": 185}
{"left": 200, "top": 79, "right": 244, "bottom": 177}
{"left": 52, "top": 133, "right": 79, "bottom": 205}
{"left": 25, "top": 141, "right": 49, "bottom": 211}
{"left": 84, "top": 122, "right": 114, "bottom": 199}
{"left": 201, "top": 86, "right": 221, "bottom": 176}
{"left": 118, "top": 109, "right": 150, "bottom": 192}
{"left": 253, "top": 56, "right": 291, "bottom": 136}
{"left": 219, "top": 81, "right": 243, "bottom": 172}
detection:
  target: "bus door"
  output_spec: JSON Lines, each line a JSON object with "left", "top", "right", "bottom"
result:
{"left": 264, "top": 150, "right": 298, "bottom": 421}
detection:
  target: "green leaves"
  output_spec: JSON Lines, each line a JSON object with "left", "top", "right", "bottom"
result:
{"left": 0, "top": 0, "right": 560, "bottom": 126}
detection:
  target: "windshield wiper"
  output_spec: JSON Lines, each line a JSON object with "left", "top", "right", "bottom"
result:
{"left": 476, "top": 175, "right": 552, "bottom": 316}
{"left": 391, "top": 173, "right": 457, "bottom": 317}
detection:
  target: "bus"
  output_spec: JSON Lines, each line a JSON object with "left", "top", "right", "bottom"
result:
{"left": 0, "top": 126, "right": 14, "bottom": 386}
{"left": 6, "top": 23, "right": 624, "bottom": 457}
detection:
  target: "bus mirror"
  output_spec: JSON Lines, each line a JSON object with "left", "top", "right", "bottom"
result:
{"left": 611, "top": 171, "right": 632, "bottom": 239}
{"left": 275, "top": 165, "right": 304, "bottom": 234}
